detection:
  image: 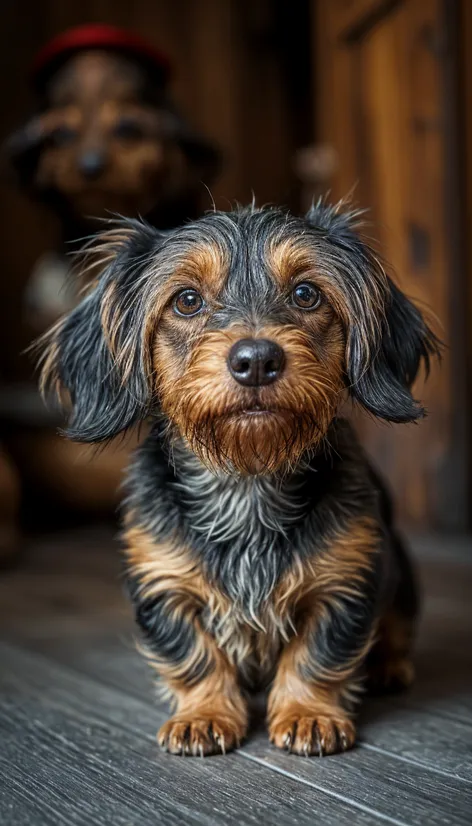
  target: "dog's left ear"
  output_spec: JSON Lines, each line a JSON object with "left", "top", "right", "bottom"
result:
{"left": 306, "top": 200, "right": 441, "bottom": 423}
{"left": 3, "top": 117, "right": 45, "bottom": 190}
{"left": 349, "top": 278, "right": 441, "bottom": 422}
{"left": 37, "top": 219, "right": 162, "bottom": 443}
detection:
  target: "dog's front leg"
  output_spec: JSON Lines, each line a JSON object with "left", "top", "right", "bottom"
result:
{"left": 268, "top": 520, "right": 382, "bottom": 756}
{"left": 125, "top": 528, "right": 248, "bottom": 755}
{"left": 268, "top": 582, "right": 378, "bottom": 756}
{"left": 131, "top": 581, "right": 248, "bottom": 756}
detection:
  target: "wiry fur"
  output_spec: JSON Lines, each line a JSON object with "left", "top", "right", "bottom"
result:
{"left": 38, "top": 201, "right": 439, "bottom": 757}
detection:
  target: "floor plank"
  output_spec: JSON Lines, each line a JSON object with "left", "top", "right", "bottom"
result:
{"left": 0, "top": 642, "right": 386, "bottom": 826}
{"left": 0, "top": 529, "right": 471, "bottom": 826}
{"left": 31, "top": 632, "right": 472, "bottom": 782}
{"left": 25, "top": 634, "right": 472, "bottom": 825}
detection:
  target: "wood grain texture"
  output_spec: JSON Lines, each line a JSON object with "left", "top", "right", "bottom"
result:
{"left": 30, "top": 636, "right": 472, "bottom": 818}
{"left": 0, "top": 643, "right": 384, "bottom": 826}
{"left": 1, "top": 529, "right": 471, "bottom": 825}
{"left": 459, "top": 0, "right": 472, "bottom": 520}
{"left": 313, "top": 0, "right": 470, "bottom": 530}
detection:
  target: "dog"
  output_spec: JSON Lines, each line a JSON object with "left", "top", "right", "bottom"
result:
{"left": 38, "top": 200, "right": 440, "bottom": 757}
{"left": 8, "top": 27, "right": 219, "bottom": 237}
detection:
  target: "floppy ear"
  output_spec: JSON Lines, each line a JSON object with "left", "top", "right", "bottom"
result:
{"left": 4, "top": 118, "right": 45, "bottom": 190}
{"left": 349, "top": 278, "right": 441, "bottom": 422}
{"left": 38, "top": 218, "right": 161, "bottom": 443}
{"left": 306, "top": 199, "right": 441, "bottom": 423}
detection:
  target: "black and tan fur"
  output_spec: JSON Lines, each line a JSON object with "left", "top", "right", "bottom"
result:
{"left": 7, "top": 50, "right": 219, "bottom": 238}
{"left": 38, "top": 201, "right": 440, "bottom": 756}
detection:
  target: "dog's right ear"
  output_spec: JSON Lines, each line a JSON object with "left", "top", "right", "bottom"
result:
{"left": 38, "top": 219, "right": 162, "bottom": 443}
{"left": 4, "top": 118, "right": 45, "bottom": 189}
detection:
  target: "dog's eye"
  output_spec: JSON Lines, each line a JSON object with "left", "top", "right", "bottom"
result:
{"left": 114, "top": 117, "right": 144, "bottom": 141}
{"left": 49, "top": 126, "right": 77, "bottom": 147}
{"left": 173, "top": 289, "right": 204, "bottom": 317}
{"left": 291, "top": 282, "right": 321, "bottom": 310}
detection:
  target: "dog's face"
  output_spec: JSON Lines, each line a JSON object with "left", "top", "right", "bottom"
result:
{"left": 35, "top": 51, "right": 182, "bottom": 219}
{"left": 40, "top": 204, "right": 440, "bottom": 475}
{"left": 8, "top": 52, "right": 218, "bottom": 224}
{"left": 150, "top": 217, "right": 347, "bottom": 474}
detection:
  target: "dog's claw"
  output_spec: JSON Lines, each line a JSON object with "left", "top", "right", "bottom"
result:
{"left": 285, "top": 722, "right": 297, "bottom": 754}
{"left": 269, "top": 712, "right": 356, "bottom": 756}
{"left": 158, "top": 714, "right": 244, "bottom": 756}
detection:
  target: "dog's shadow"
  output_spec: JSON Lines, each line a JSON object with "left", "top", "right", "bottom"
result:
{"left": 359, "top": 623, "right": 472, "bottom": 727}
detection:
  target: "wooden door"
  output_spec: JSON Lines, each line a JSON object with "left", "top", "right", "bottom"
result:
{"left": 313, "top": 0, "right": 469, "bottom": 530}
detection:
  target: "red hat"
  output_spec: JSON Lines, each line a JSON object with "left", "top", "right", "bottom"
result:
{"left": 31, "top": 23, "right": 171, "bottom": 92}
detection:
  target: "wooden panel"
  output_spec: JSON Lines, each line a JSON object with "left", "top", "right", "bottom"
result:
{"left": 327, "top": 0, "right": 403, "bottom": 39}
{"left": 459, "top": 0, "right": 472, "bottom": 520}
{"left": 314, "top": 0, "right": 468, "bottom": 529}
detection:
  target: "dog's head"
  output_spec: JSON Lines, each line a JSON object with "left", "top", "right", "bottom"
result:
{"left": 39, "top": 202, "right": 440, "bottom": 475}
{"left": 6, "top": 50, "right": 219, "bottom": 224}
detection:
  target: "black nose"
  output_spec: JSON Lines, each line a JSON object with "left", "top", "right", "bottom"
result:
{"left": 78, "top": 151, "right": 105, "bottom": 180}
{"left": 228, "top": 338, "right": 285, "bottom": 387}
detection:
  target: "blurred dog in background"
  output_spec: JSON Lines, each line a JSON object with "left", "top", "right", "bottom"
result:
{"left": 4, "top": 25, "right": 220, "bottom": 520}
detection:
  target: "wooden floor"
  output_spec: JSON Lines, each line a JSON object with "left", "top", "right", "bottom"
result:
{"left": 0, "top": 527, "right": 471, "bottom": 826}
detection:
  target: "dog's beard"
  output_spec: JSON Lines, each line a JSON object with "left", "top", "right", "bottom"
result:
{"left": 175, "top": 406, "right": 332, "bottom": 476}
{"left": 158, "top": 326, "right": 344, "bottom": 476}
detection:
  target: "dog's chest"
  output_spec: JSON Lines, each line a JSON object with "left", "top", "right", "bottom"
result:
{"left": 202, "top": 591, "right": 290, "bottom": 687}
{"left": 176, "top": 464, "right": 309, "bottom": 619}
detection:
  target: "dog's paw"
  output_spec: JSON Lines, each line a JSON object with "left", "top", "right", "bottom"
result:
{"left": 269, "top": 709, "right": 356, "bottom": 756}
{"left": 158, "top": 713, "right": 245, "bottom": 756}
{"left": 367, "top": 657, "right": 415, "bottom": 695}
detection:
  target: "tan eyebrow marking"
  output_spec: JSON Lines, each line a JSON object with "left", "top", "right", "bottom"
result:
{"left": 172, "top": 240, "right": 229, "bottom": 299}
{"left": 267, "top": 237, "right": 317, "bottom": 288}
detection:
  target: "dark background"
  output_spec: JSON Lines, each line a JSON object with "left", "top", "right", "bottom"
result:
{"left": 0, "top": 0, "right": 470, "bottom": 534}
